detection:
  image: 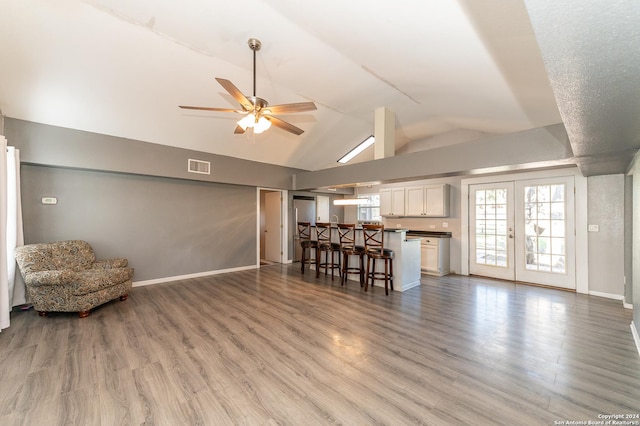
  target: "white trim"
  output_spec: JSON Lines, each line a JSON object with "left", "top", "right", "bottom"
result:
{"left": 588, "top": 290, "right": 624, "bottom": 301}
{"left": 132, "top": 265, "right": 257, "bottom": 287}
{"left": 631, "top": 322, "right": 640, "bottom": 357}
{"left": 257, "top": 188, "right": 289, "bottom": 266}
{"left": 460, "top": 167, "right": 588, "bottom": 293}
{"left": 623, "top": 302, "right": 633, "bottom": 310}
{"left": 574, "top": 172, "right": 589, "bottom": 294}
{"left": 461, "top": 182, "right": 470, "bottom": 275}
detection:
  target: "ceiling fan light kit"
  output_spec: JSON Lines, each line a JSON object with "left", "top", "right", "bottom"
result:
{"left": 238, "top": 114, "right": 272, "bottom": 133}
{"left": 179, "top": 38, "right": 316, "bottom": 136}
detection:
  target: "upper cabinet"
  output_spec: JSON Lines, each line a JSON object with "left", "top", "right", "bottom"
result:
{"left": 380, "top": 188, "right": 405, "bottom": 216}
{"left": 405, "top": 184, "right": 450, "bottom": 217}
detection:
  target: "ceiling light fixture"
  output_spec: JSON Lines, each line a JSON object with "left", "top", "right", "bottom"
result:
{"left": 333, "top": 198, "right": 368, "bottom": 206}
{"left": 179, "top": 38, "right": 316, "bottom": 135}
{"left": 238, "top": 113, "right": 272, "bottom": 134}
{"left": 337, "top": 135, "right": 375, "bottom": 164}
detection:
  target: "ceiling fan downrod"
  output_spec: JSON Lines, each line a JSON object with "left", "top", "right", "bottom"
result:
{"left": 247, "top": 38, "right": 261, "bottom": 98}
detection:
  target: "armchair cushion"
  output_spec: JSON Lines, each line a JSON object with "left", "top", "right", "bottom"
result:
{"left": 15, "top": 240, "right": 134, "bottom": 316}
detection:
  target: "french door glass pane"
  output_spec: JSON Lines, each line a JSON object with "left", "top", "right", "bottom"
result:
{"left": 523, "top": 184, "right": 566, "bottom": 274}
{"left": 475, "top": 187, "right": 509, "bottom": 267}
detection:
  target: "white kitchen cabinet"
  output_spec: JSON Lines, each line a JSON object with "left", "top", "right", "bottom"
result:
{"left": 420, "top": 237, "right": 450, "bottom": 276}
{"left": 380, "top": 188, "right": 405, "bottom": 216}
{"left": 405, "top": 186, "right": 426, "bottom": 216}
{"left": 404, "top": 184, "right": 450, "bottom": 217}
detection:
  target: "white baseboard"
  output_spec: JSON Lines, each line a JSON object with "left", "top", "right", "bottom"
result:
{"left": 624, "top": 302, "right": 634, "bottom": 310}
{"left": 588, "top": 291, "right": 624, "bottom": 301}
{"left": 132, "top": 264, "right": 258, "bottom": 287}
{"left": 631, "top": 322, "right": 640, "bottom": 358}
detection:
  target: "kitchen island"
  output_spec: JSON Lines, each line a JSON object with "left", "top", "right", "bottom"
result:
{"left": 306, "top": 227, "right": 421, "bottom": 292}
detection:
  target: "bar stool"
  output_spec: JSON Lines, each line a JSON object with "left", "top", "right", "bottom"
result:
{"left": 297, "top": 221, "right": 317, "bottom": 274}
{"left": 315, "top": 222, "right": 341, "bottom": 279}
{"left": 363, "top": 224, "right": 394, "bottom": 295}
{"left": 337, "top": 223, "right": 365, "bottom": 287}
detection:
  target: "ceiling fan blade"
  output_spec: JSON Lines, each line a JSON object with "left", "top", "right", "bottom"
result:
{"left": 234, "top": 125, "right": 246, "bottom": 134}
{"left": 267, "top": 116, "right": 305, "bottom": 135}
{"left": 215, "top": 78, "right": 252, "bottom": 110}
{"left": 265, "top": 102, "right": 317, "bottom": 115}
{"left": 179, "top": 105, "right": 243, "bottom": 113}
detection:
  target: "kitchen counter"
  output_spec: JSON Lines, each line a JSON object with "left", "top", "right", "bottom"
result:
{"left": 406, "top": 230, "right": 452, "bottom": 238}
{"left": 406, "top": 230, "right": 451, "bottom": 276}
{"left": 306, "top": 227, "right": 421, "bottom": 292}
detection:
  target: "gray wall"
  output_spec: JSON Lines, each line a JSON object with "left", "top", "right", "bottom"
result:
{"left": 21, "top": 165, "right": 256, "bottom": 282}
{"left": 587, "top": 175, "right": 625, "bottom": 297}
{"left": 5, "top": 117, "right": 308, "bottom": 283}
{"left": 7, "top": 118, "right": 305, "bottom": 190}
{"left": 294, "top": 124, "right": 573, "bottom": 189}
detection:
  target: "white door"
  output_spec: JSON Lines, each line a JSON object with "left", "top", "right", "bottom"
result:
{"left": 469, "top": 177, "right": 575, "bottom": 289}
{"left": 264, "top": 191, "right": 282, "bottom": 263}
{"left": 514, "top": 177, "right": 575, "bottom": 289}
{"left": 470, "top": 182, "right": 515, "bottom": 280}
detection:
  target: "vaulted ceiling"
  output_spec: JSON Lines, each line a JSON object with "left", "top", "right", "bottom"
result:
{"left": 1, "top": 0, "right": 638, "bottom": 175}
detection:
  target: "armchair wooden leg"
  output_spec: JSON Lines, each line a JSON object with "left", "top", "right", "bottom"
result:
{"left": 38, "top": 311, "right": 47, "bottom": 317}
{"left": 119, "top": 294, "right": 129, "bottom": 301}
{"left": 78, "top": 310, "right": 91, "bottom": 318}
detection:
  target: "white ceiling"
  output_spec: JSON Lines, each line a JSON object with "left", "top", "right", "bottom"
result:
{"left": 0, "top": 0, "right": 638, "bottom": 174}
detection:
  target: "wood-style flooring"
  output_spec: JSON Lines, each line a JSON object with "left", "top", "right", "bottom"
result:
{"left": 1, "top": 264, "right": 639, "bottom": 425}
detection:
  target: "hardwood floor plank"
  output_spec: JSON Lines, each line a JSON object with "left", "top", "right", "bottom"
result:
{"left": 1, "top": 264, "right": 639, "bottom": 424}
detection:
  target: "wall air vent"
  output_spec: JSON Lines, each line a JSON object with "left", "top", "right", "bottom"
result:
{"left": 188, "top": 159, "right": 211, "bottom": 175}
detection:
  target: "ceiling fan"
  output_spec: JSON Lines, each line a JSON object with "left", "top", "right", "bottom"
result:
{"left": 179, "top": 38, "right": 317, "bottom": 135}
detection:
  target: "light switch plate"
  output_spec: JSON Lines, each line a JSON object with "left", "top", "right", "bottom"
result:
{"left": 588, "top": 224, "right": 599, "bottom": 232}
{"left": 42, "top": 197, "right": 57, "bottom": 205}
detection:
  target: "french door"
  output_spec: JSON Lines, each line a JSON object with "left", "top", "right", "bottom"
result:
{"left": 469, "top": 176, "right": 575, "bottom": 289}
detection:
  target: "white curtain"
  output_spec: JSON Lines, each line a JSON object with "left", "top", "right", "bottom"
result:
{"left": 1, "top": 135, "right": 25, "bottom": 331}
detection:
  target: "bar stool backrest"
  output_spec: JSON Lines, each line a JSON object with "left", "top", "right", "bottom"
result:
{"left": 315, "top": 222, "right": 332, "bottom": 244}
{"left": 297, "top": 221, "right": 312, "bottom": 242}
{"left": 337, "top": 223, "right": 356, "bottom": 249}
{"left": 363, "top": 224, "right": 385, "bottom": 254}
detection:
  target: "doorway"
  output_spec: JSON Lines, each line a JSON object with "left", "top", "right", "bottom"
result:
{"left": 259, "top": 189, "right": 286, "bottom": 265}
{"left": 468, "top": 175, "right": 576, "bottom": 290}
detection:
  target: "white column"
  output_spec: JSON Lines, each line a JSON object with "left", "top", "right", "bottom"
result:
{"left": 374, "top": 107, "right": 395, "bottom": 160}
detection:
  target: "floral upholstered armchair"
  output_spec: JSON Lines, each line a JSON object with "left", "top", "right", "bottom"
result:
{"left": 14, "top": 240, "right": 134, "bottom": 318}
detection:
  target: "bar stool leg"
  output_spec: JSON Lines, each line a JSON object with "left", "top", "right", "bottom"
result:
{"left": 384, "top": 258, "right": 389, "bottom": 296}
{"left": 364, "top": 256, "right": 369, "bottom": 291}
{"left": 329, "top": 250, "right": 334, "bottom": 279}
{"left": 367, "top": 258, "right": 376, "bottom": 291}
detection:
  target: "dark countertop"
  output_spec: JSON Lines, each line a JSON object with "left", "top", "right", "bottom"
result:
{"left": 311, "top": 225, "right": 409, "bottom": 233}
{"left": 406, "top": 230, "right": 452, "bottom": 238}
